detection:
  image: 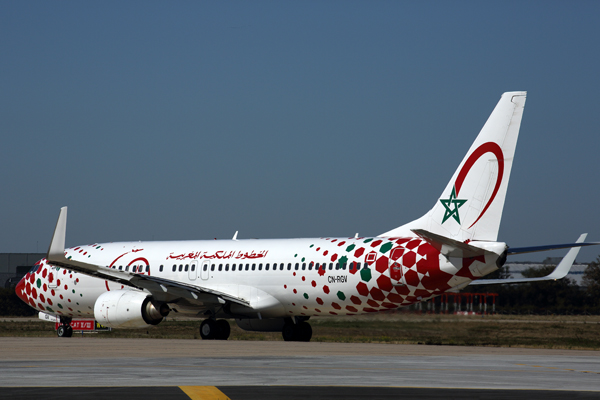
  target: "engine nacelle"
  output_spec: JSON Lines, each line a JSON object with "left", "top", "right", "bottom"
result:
{"left": 94, "top": 289, "right": 169, "bottom": 329}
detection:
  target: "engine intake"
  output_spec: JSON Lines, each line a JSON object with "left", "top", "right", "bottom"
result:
{"left": 94, "top": 289, "right": 169, "bottom": 329}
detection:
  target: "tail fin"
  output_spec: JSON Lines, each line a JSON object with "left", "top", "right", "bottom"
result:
{"left": 380, "top": 91, "right": 527, "bottom": 242}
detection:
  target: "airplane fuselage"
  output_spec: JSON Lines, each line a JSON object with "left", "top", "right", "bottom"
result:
{"left": 17, "top": 235, "right": 502, "bottom": 321}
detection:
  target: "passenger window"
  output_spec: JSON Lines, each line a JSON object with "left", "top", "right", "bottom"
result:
{"left": 245, "top": 264, "right": 249, "bottom": 271}
{"left": 265, "top": 263, "right": 270, "bottom": 271}
{"left": 225, "top": 264, "right": 229, "bottom": 271}
{"left": 179, "top": 264, "right": 183, "bottom": 272}
{"left": 280, "top": 263, "right": 284, "bottom": 271}
{"left": 287, "top": 263, "right": 292, "bottom": 270}
{"left": 329, "top": 263, "right": 333, "bottom": 270}
{"left": 252, "top": 264, "right": 256, "bottom": 271}
{"left": 295, "top": 263, "right": 299, "bottom": 270}
{"left": 342, "top": 263, "right": 347, "bottom": 270}
{"left": 146, "top": 265, "right": 149, "bottom": 272}
{"left": 203, "top": 264, "right": 208, "bottom": 271}
{"left": 159, "top": 265, "right": 164, "bottom": 272}
{"left": 185, "top": 264, "right": 189, "bottom": 272}
{"left": 211, "top": 264, "right": 215, "bottom": 271}
{"left": 232, "top": 264, "right": 236, "bottom": 271}
{"left": 125, "top": 266, "right": 129, "bottom": 271}
{"left": 357, "top": 262, "right": 361, "bottom": 270}
{"left": 191, "top": 265, "right": 195, "bottom": 271}
{"left": 218, "top": 264, "right": 223, "bottom": 271}
{"left": 308, "top": 262, "right": 313, "bottom": 271}
{"left": 258, "top": 263, "right": 263, "bottom": 271}
{"left": 172, "top": 265, "right": 176, "bottom": 272}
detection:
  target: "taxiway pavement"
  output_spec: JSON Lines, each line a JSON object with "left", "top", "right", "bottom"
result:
{"left": 0, "top": 338, "right": 598, "bottom": 397}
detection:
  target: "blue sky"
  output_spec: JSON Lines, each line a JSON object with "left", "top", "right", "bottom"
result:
{"left": 1, "top": 1, "right": 599, "bottom": 262}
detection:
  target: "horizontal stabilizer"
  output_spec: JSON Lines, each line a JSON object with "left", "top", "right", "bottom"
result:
{"left": 412, "top": 229, "right": 494, "bottom": 258}
{"left": 507, "top": 235, "right": 595, "bottom": 254}
{"left": 470, "top": 233, "right": 587, "bottom": 285}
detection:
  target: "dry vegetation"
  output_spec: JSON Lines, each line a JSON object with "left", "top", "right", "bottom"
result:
{"left": 1, "top": 312, "right": 599, "bottom": 350}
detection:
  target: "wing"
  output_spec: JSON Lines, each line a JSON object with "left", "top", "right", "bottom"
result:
{"left": 46, "top": 207, "right": 249, "bottom": 307}
{"left": 470, "top": 233, "right": 587, "bottom": 285}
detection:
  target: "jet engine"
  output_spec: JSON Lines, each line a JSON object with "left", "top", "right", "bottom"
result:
{"left": 94, "top": 289, "right": 169, "bottom": 329}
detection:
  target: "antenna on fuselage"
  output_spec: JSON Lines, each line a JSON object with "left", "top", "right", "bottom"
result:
{"left": 232, "top": 231, "right": 239, "bottom": 240}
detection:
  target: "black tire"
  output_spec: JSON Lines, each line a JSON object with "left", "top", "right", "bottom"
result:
{"left": 57, "top": 325, "right": 73, "bottom": 338}
{"left": 282, "top": 322, "right": 296, "bottom": 341}
{"left": 297, "top": 321, "right": 312, "bottom": 342}
{"left": 215, "top": 320, "right": 230, "bottom": 340}
{"left": 200, "top": 319, "right": 217, "bottom": 340}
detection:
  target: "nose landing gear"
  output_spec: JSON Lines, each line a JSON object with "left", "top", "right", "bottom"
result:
{"left": 56, "top": 317, "right": 73, "bottom": 338}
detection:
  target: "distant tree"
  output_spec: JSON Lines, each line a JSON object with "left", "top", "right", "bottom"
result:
{"left": 583, "top": 257, "right": 600, "bottom": 307}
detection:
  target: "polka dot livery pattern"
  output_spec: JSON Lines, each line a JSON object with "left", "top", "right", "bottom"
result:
{"left": 279, "top": 236, "right": 485, "bottom": 317}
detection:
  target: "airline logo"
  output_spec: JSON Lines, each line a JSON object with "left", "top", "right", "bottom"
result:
{"left": 439, "top": 141, "right": 504, "bottom": 227}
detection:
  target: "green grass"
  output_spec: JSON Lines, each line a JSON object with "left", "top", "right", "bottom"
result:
{"left": 1, "top": 314, "right": 600, "bottom": 350}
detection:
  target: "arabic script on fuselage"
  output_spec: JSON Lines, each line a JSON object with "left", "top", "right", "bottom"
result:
{"left": 166, "top": 250, "right": 269, "bottom": 261}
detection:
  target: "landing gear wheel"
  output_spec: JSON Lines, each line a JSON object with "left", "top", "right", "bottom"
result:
{"left": 281, "top": 321, "right": 312, "bottom": 342}
{"left": 296, "top": 321, "right": 312, "bottom": 342}
{"left": 57, "top": 324, "right": 73, "bottom": 338}
{"left": 215, "top": 319, "right": 230, "bottom": 340}
{"left": 282, "top": 322, "right": 296, "bottom": 341}
{"left": 200, "top": 319, "right": 217, "bottom": 340}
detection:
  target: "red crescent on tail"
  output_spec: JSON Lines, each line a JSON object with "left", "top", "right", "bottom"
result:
{"left": 454, "top": 142, "right": 504, "bottom": 229}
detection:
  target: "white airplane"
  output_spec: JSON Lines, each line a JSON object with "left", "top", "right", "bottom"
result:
{"left": 16, "top": 91, "right": 596, "bottom": 341}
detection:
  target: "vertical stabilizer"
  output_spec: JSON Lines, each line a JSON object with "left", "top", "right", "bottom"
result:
{"left": 380, "top": 91, "right": 526, "bottom": 242}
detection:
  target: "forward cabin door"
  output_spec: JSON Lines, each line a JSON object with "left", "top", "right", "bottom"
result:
{"left": 200, "top": 260, "right": 210, "bottom": 280}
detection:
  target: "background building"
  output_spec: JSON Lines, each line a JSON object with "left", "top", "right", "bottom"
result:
{"left": 1, "top": 253, "right": 45, "bottom": 288}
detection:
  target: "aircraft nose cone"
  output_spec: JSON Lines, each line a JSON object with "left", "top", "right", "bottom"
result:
{"left": 15, "top": 277, "right": 28, "bottom": 304}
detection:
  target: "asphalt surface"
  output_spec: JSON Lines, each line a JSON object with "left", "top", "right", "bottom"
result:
{"left": 1, "top": 338, "right": 598, "bottom": 398}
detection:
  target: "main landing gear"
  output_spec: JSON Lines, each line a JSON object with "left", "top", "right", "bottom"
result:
{"left": 56, "top": 317, "right": 73, "bottom": 338}
{"left": 200, "top": 318, "right": 231, "bottom": 340}
{"left": 282, "top": 319, "right": 312, "bottom": 342}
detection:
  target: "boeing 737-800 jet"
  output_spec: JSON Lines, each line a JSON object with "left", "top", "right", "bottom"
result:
{"left": 15, "top": 91, "right": 595, "bottom": 341}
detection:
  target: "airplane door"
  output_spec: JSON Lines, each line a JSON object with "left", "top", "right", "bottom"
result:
{"left": 389, "top": 247, "right": 405, "bottom": 285}
{"left": 189, "top": 260, "right": 198, "bottom": 281}
{"left": 48, "top": 266, "right": 58, "bottom": 289}
{"left": 201, "top": 260, "right": 210, "bottom": 280}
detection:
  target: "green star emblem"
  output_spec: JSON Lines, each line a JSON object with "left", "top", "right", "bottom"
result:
{"left": 440, "top": 187, "right": 467, "bottom": 224}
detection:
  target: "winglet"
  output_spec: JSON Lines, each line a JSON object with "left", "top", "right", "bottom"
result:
{"left": 545, "top": 233, "right": 587, "bottom": 280}
{"left": 47, "top": 207, "right": 68, "bottom": 263}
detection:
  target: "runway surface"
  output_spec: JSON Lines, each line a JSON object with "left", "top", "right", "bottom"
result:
{"left": 1, "top": 338, "right": 598, "bottom": 398}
